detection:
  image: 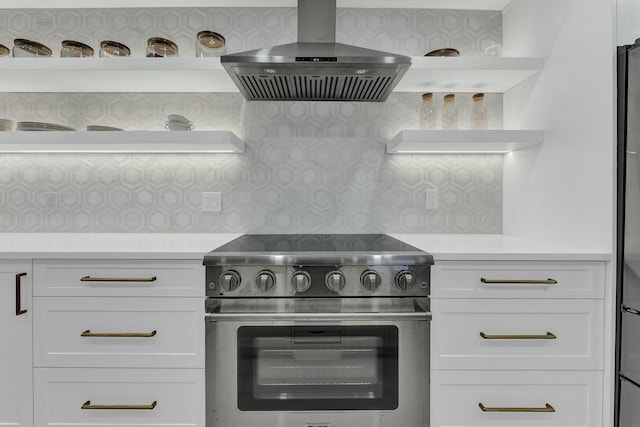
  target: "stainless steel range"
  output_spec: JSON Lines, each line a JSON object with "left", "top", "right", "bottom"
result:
{"left": 203, "top": 234, "right": 433, "bottom": 427}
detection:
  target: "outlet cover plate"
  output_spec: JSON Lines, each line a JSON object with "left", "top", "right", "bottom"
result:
{"left": 202, "top": 192, "right": 222, "bottom": 212}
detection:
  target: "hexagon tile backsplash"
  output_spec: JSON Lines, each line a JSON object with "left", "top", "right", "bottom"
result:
{"left": 0, "top": 7, "right": 504, "bottom": 233}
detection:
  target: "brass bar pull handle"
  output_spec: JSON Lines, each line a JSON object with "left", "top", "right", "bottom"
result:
{"left": 81, "top": 400, "right": 157, "bottom": 410}
{"left": 81, "top": 330, "right": 157, "bottom": 338}
{"left": 480, "top": 331, "right": 557, "bottom": 340}
{"left": 481, "top": 278, "right": 558, "bottom": 285}
{"left": 81, "top": 276, "right": 157, "bottom": 282}
{"left": 479, "top": 402, "right": 555, "bottom": 412}
{"left": 15, "top": 273, "right": 27, "bottom": 316}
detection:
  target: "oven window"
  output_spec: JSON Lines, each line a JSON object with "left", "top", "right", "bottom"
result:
{"left": 237, "top": 325, "right": 398, "bottom": 411}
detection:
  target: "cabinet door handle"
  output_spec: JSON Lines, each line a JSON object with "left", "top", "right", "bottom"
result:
{"left": 480, "top": 331, "right": 557, "bottom": 340}
{"left": 81, "top": 400, "right": 157, "bottom": 410}
{"left": 479, "top": 402, "right": 555, "bottom": 412}
{"left": 480, "top": 278, "right": 558, "bottom": 285}
{"left": 623, "top": 305, "right": 640, "bottom": 316}
{"left": 80, "top": 275, "right": 157, "bottom": 282}
{"left": 81, "top": 330, "right": 157, "bottom": 338}
{"left": 15, "top": 273, "right": 27, "bottom": 316}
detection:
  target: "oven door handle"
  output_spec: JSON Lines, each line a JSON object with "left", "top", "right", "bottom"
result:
{"left": 205, "top": 310, "right": 431, "bottom": 322}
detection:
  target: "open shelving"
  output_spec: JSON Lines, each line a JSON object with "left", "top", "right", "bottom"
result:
{"left": 3, "top": 0, "right": 515, "bottom": 10}
{"left": 386, "top": 129, "right": 544, "bottom": 153}
{"left": 0, "top": 130, "right": 244, "bottom": 153}
{"left": 0, "top": 56, "right": 542, "bottom": 93}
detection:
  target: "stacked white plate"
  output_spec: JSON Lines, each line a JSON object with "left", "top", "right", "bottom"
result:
{"left": 165, "top": 114, "right": 193, "bottom": 131}
{"left": 17, "top": 121, "right": 75, "bottom": 131}
{"left": 87, "top": 125, "right": 123, "bottom": 131}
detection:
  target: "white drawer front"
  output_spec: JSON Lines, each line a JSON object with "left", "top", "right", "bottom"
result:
{"left": 33, "top": 259, "right": 204, "bottom": 297}
{"left": 34, "top": 297, "right": 203, "bottom": 368}
{"left": 431, "top": 261, "right": 605, "bottom": 299}
{"left": 34, "top": 368, "right": 204, "bottom": 427}
{"left": 430, "top": 370, "right": 602, "bottom": 427}
{"left": 431, "top": 299, "right": 603, "bottom": 370}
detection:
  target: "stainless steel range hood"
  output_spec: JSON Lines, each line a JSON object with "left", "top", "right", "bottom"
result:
{"left": 220, "top": 0, "right": 411, "bottom": 102}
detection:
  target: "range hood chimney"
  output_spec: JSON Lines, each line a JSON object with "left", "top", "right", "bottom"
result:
{"left": 220, "top": 0, "right": 411, "bottom": 102}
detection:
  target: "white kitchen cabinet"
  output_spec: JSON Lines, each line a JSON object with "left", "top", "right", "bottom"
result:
{"left": 34, "top": 368, "right": 205, "bottom": 427}
{"left": 431, "top": 298, "right": 604, "bottom": 371}
{"left": 32, "top": 258, "right": 206, "bottom": 427}
{"left": 33, "top": 297, "right": 204, "bottom": 368}
{"left": 431, "top": 261, "right": 606, "bottom": 299}
{"left": 33, "top": 259, "right": 204, "bottom": 297}
{"left": 430, "top": 259, "right": 607, "bottom": 427}
{"left": 0, "top": 261, "right": 32, "bottom": 427}
{"left": 431, "top": 370, "right": 603, "bottom": 427}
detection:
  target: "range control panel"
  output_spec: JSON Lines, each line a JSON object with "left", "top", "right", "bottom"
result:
{"left": 205, "top": 264, "right": 430, "bottom": 298}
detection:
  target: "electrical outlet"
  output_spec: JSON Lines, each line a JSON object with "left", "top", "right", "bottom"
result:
{"left": 202, "top": 192, "right": 222, "bottom": 212}
{"left": 425, "top": 189, "right": 439, "bottom": 210}
{"left": 44, "top": 192, "right": 58, "bottom": 210}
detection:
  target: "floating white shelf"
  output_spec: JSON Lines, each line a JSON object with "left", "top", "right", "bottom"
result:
{"left": 0, "top": 130, "right": 244, "bottom": 153}
{"left": 0, "top": 58, "right": 232, "bottom": 93}
{"left": 2, "top": 0, "right": 514, "bottom": 11}
{"left": 387, "top": 129, "right": 544, "bottom": 154}
{"left": 394, "top": 57, "right": 543, "bottom": 93}
{"left": 0, "top": 56, "right": 542, "bottom": 94}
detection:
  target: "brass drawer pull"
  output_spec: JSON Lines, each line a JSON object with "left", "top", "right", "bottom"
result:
{"left": 480, "top": 331, "right": 557, "bottom": 340}
{"left": 15, "top": 273, "right": 27, "bottom": 316}
{"left": 81, "top": 400, "right": 157, "bottom": 410}
{"left": 481, "top": 278, "right": 558, "bottom": 285}
{"left": 81, "top": 330, "right": 157, "bottom": 338}
{"left": 81, "top": 276, "right": 157, "bottom": 282}
{"left": 479, "top": 402, "right": 555, "bottom": 412}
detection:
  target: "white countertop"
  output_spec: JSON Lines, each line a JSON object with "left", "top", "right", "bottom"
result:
{"left": 0, "top": 233, "right": 611, "bottom": 261}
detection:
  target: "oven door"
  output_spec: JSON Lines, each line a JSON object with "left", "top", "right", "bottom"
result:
{"left": 205, "top": 298, "right": 429, "bottom": 427}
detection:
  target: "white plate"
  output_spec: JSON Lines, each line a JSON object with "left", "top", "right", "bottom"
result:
{"left": 87, "top": 125, "right": 123, "bottom": 131}
{"left": 17, "top": 121, "right": 75, "bottom": 131}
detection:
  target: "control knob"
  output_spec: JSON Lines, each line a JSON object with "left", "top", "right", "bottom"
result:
{"left": 219, "top": 270, "right": 241, "bottom": 292}
{"left": 360, "top": 270, "right": 381, "bottom": 291}
{"left": 325, "top": 270, "right": 346, "bottom": 292}
{"left": 255, "top": 270, "right": 276, "bottom": 292}
{"left": 395, "top": 270, "right": 416, "bottom": 291}
{"left": 291, "top": 271, "right": 311, "bottom": 293}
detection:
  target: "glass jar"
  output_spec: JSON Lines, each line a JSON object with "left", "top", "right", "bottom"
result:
{"left": 99, "top": 40, "right": 131, "bottom": 57}
{"left": 470, "top": 93, "right": 488, "bottom": 130}
{"left": 196, "top": 31, "right": 226, "bottom": 57}
{"left": 60, "top": 40, "right": 94, "bottom": 58}
{"left": 441, "top": 93, "right": 458, "bottom": 130}
{"left": 146, "top": 37, "right": 179, "bottom": 58}
{"left": 419, "top": 93, "right": 436, "bottom": 129}
{"left": 0, "top": 44, "right": 9, "bottom": 57}
{"left": 12, "top": 39, "right": 52, "bottom": 57}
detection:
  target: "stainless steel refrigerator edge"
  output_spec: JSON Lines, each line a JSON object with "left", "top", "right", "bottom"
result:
{"left": 616, "top": 38, "right": 640, "bottom": 427}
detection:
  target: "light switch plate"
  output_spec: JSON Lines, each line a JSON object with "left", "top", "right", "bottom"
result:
{"left": 202, "top": 192, "right": 222, "bottom": 212}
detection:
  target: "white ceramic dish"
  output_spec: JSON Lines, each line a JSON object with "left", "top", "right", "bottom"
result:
{"left": 17, "top": 121, "right": 75, "bottom": 131}
{"left": 86, "top": 125, "right": 123, "bottom": 131}
{"left": 167, "top": 114, "right": 190, "bottom": 123}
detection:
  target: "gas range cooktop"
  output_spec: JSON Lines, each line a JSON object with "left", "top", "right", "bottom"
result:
{"left": 203, "top": 234, "right": 433, "bottom": 298}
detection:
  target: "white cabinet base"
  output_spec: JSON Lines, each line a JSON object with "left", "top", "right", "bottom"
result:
{"left": 34, "top": 368, "right": 205, "bottom": 427}
{"left": 431, "top": 370, "right": 603, "bottom": 427}
{"left": 0, "top": 261, "right": 32, "bottom": 427}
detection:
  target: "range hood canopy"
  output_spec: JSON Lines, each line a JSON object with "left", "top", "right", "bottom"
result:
{"left": 221, "top": 0, "right": 411, "bottom": 102}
